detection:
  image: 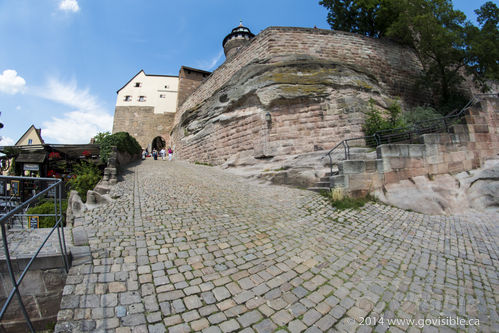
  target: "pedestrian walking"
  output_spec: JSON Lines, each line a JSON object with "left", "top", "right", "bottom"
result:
{"left": 160, "top": 148, "right": 166, "bottom": 161}
{"left": 168, "top": 147, "right": 173, "bottom": 161}
{"left": 152, "top": 149, "right": 158, "bottom": 160}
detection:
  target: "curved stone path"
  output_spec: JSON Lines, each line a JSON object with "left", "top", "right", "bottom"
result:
{"left": 55, "top": 160, "right": 498, "bottom": 332}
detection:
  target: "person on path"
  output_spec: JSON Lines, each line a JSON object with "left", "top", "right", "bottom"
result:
{"left": 152, "top": 149, "right": 158, "bottom": 160}
{"left": 168, "top": 147, "right": 173, "bottom": 161}
{"left": 141, "top": 149, "right": 146, "bottom": 160}
{"left": 160, "top": 148, "right": 166, "bottom": 161}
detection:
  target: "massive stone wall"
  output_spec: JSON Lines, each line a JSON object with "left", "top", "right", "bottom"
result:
{"left": 112, "top": 106, "right": 175, "bottom": 149}
{"left": 175, "top": 27, "right": 426, "bottom": 125}
{"left": 172, "top": 27, "right": 427, "bottom": 165}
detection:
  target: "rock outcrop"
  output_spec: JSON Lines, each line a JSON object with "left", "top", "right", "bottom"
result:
{"left": 374, "top": 159, "right": 499, "bottom": 215}
{"left": 172, "top": 55, "right": 396, "bottom": 184}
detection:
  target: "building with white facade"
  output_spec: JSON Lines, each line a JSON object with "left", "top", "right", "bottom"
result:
{"left": 116, "top": 70, "right": 179, "bottom": 114}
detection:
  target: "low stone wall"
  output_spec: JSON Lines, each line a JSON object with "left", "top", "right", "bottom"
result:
{"left": 0, "top": 254, "right": 68, "bottom": 332}
{"left": 339, "top": 97, "right": 499, "bottom": 196}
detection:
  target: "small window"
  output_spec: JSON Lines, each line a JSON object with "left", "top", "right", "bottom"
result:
{"left": 138, "top": 96, "right": 146, "bottom": 102}
{"left": 134, "top": 82, "right": 141, "bottom": 87}
{"left": 164, "top": 85, "right": 169, "bottom": 89}
{"left": 28, "top": 139, "right": 33, "bottom": 145}
{"left": 159, "top": 94, "right": 165, "bottom": 98}
{"left": 124, "top": 95, "right": 132, "bottom": 101}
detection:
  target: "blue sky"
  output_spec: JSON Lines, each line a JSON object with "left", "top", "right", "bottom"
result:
{"left": 0, "top": 0, "right": 494, "bottom": 145}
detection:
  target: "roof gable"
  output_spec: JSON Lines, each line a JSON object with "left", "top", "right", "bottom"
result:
{"left": 116, "top": 70, "right": 179, "bottom": 94}
{"left": 15, "top": 125, "right": 45, "bottom": 146}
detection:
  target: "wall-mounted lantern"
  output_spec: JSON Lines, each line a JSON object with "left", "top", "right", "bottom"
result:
{"left": 265, "top": 112, "right": 272, "bottom": 126}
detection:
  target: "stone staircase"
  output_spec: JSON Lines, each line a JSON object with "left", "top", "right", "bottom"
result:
{"left": 308, "top": 147, "right": 378, "bottom": 192}
{"left": 309, "top": 98, "right": 497, "bottom": 196}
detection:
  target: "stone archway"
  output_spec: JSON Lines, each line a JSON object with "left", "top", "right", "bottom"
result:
{"left": 151, "top": 136, "right": 166, "bottom": 151}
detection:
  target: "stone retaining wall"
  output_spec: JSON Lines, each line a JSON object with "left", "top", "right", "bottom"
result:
{"left": 339, "top": 97, "right": 499, "bottom": 196}
{"left": 0, "top": 255, "right": 68, "bottom": 332}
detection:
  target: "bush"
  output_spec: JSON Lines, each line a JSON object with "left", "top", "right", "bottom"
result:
{"left": 67, "top": 162, "right": 102, "bottom": 201}
{"left": 402, "top": 106, "right": 442, "bottom": 125}
{"left": 27, "top": 199, "right": 68, "bottom": 228}
{"left": 363, "top": 99, "right": 406, "bottom": 137}
{"left": 94, "top": 131, "right": 141, "bottom": 164}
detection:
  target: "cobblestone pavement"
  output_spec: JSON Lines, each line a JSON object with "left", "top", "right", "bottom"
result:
{"left": 55, "top": 160, "right": 499, "bottom": 332}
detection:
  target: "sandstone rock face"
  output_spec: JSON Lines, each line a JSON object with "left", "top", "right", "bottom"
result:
{"left": 221, "top": 150, "right": 331, "bottom": 189}
{"left": 172, "top": 55, "right": 394, "bottom": 171}
{"left": 374, "top": 159, "right": 499, "bottom": 215}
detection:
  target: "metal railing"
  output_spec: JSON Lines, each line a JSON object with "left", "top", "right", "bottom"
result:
{"left": 0, "top": 176, "right": 69, "bottom": 332}
{"left": 323, "top": 93, "right": 497, "bottom": 177}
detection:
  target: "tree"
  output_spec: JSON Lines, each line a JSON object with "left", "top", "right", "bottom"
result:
{"left": 319, "top": 0, "right": 493, "bottom": 112}
{"left": 319, "top": 0, "right": 399, "bottom": 37}
{"left": 386, "top": 0, "right": 468, "bottom": 110}
{"left": 465, "top": 2, "right": 499, "bottom": 88}
{"left": 93, "top": 131, "right": 111, "bottom": 144}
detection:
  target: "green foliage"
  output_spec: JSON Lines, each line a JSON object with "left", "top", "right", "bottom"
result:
{"left": 329, "top": 194, "right": 376, "bottom": 210}
{"left": 402, "top": 106, "right": 442, "bottom": 124}
{"left": 319, "top": 0, "right": 399, "bottom": 38}
{"left": 67, "top": 162, "right": 102, "bottom": 202}
{"left": 27, "top": 199, "right": 68, "bottom": 228}
{"left": 3, "top": 146, "right": 20, "bottom": 158}
{"left": 465, "top": 2, "right": 499, "bottom": 88}
{"left": 94, "top": 131, "right": 141, "bottom": 163}
{"left": 319, "top": 0, "right": 494, "bottom": 107}
{"left": 194, "top": 161, "right": 214, "bottom": 166}
{"left": 93, "top": 131, "right": 111, "bottom": 144}
{"left": 362, "top": 99, "right": 405, "bottom": 137}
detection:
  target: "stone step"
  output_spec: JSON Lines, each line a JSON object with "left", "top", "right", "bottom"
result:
{"left": 308, "top": 186, "right": 330, "bottom": 193}
{"left": 70, "top": 246, "right": 92, "bottom": 266}
{"left": 331, "top": 175, "right": 346, "bottom": 188}
{"left": 315, "top": 181, "right": 331, "bottom": 188}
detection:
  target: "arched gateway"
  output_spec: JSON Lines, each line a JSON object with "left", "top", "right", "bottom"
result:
{"left": 151, "top": 136, "right": 166, "bottom": 151}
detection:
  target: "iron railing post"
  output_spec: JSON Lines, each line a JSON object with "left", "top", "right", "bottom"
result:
{"left": 0, "top": 223, "right": 35, "bottom": 332}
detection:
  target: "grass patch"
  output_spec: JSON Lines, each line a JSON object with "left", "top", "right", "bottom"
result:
{"left": 194, "top": 161, "right": 213, "bottom": 167}
{"left": 330, "top": 195, "right": 375, "bottom": 210}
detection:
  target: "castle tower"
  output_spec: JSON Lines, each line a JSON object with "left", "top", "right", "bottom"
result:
{"left": 222, "top": 22, "right": 255, "bottom": 59}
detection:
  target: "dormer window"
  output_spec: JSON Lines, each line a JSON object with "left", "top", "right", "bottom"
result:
{"left": 134, "top": 82, "right": 141, "bottom": 87}
{"left": 124, "top": 95, "right": 132, "bottom": 101}
{"left": 138, "top": 96, "right": 146, "bottom": 102}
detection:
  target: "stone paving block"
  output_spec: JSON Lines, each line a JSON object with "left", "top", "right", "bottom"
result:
{"left": 208, "top": 311, "right": 227, "bottom": 324}
{"left": 184, "top": 294, "right": 203, "bottom": 309}
{"left": 238, "top": 310, "right": 263, "bottom": 327}
{"left": 213, "top": 286, "right": 231, "bottom": 301}
{"left": 219, "top": 318, "right": 241, "bottom": 332}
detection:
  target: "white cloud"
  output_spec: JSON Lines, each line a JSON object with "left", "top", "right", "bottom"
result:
{"left": 37, "top": 78, "right": 113, "bottom": 144}
{"left": 197, "top": 50, "right": 224, "bottom": 71}
{"left": 0, "top": 69, "right": 26, "bottom": 94}
{"left": 59, "top": 0, "right": 79, "bottom": 13}
{"left": 0, "top": 137, "right": 15, "bottom": 146}
{"left": 16, "top": 106, "right": 21, "bottom": 110}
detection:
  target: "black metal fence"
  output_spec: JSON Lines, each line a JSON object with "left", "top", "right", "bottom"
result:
{"left": 0, "top": 176, "right": 69, "bottom": 332}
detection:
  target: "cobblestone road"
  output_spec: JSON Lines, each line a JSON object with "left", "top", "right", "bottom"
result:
{"left": 55, "top": 160, "right": 499, "bottom": 332}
